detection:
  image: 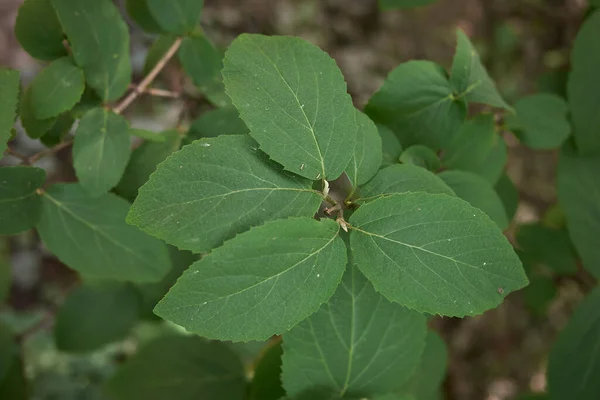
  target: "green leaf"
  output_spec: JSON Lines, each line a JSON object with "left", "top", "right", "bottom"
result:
{"left": 19, "top": 84, "right": 56, "bottom": 139}
{"left": 400, "top": 145, "right": 440, "bottom": 172}
{"left": 105, "top": 335, "right": 245, "bottom": 400}
{"left": 116, "top": 130, "right": 181, "bottom": 202}
{"left": 0, "top": 240, "right": 10, "bottom": 303}
{"left": 516, "top": 224, "right": 578, "bottom": 275}
{"left": 402, "top": 331, "right": 448, "bottom": 399}
{"left": 505, "top": 94, "right": 571, "bottom": 150}
{"left": 494, "top": 173, "right": 518, "bottom": 223}
{"left": 281, "top": 264, "right": 427, "bottom": 399}
{"left": 0, "top": 69, "right": 20, "bottom": 156}
{"left": 14, "top": 0, "right": 67, "bottom": 61}
{"left": 0, "top": 325, "right": 17, "bottom": 383}
{"left": 29, "top": 57, "right": 85, "bottom": 120}
{"left": 54, "top": 283, "right": 139, "bottom": 353}
{"left": 179, "top": 34, "right": 230, "bottom": 107}
{"left": 39, "top": 114, "right": 74, "bottom": 147}
{"left": 0, "top": 325, "right": 24, "bottom": 400}
{"left": 147, "top": 0, "right": 204, "bottom": 35}
{"left": 356, "top": 164, "right": 454, "bottom": 203}
{"left": 365, "top": 60, "right": 467, "bottom": 149}
{"left": 450, "top": 30, "right": 511, "bottom": 110}
{"left": 128, "top": 128, "right": 167, "bottom": 142}
{"left": 442, "top": 114, "right": 507, "bottom": 185}
{"left": 439, "top": 170, "right": 509, "bottom": 230}
{"left": 537, "top": 69, "right": 568, "bottom": 98}
{"left": 548, "top": 287, "right": 600, "bottom": 400}
{"left": 37, "top": 184, "right": 171, "bottom": 282}
{"left": 128, "top": 134, "right": 322, "bottom": 253}
{"left": 346, "top": 110, "right": 383, "bottom": 188}
{"left": 250, "top": 344, "right": 285, "bottom": 400}
{"left": 379, "top": 0, "right": 438, "bottom": 9}
{"left": 155, "top": 217, "right": 346, "bottom": 341}
{"left": 524, "top": 277, "right": 556, "bottom": 316}
{"left": 51, "top": 0, "right": 132, "bottom": 101}
{"left": 349, "top": 193, "right": 528, "bottom": 317}
{"left": 222, "top": 34, "right": 357, "bottom": 180}
{"left": 143, "top": 35, "right": 178, "bottom": 75}
{"left": 125, "top": 0, "right": 163, "bottom": 33}
{"left": 0, "top": 166, "right": 45, "bottom": 235}
{"left": 567, "top": 10, "right": 600, "bottom": 154}
{"left": 185, "top": 107, "right": 248, "bottom": 145}
{"left": 557, "top": 146, "right": 600, "bottom": 279}
{"left": 378, "top": 124, "right": 402, "bottom": 167}
{"left": 72, "top": 108, "right": 131, "bottom": 197}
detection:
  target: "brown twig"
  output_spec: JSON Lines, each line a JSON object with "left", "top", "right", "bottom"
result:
{"left": 127, "top": 84, "right": 181, "bottom": 99}
{"left": 5, "top": 148, "right": 30, "bottom": 164}
{"left": 27, "top": 139, "right": 74, "bottom": 164}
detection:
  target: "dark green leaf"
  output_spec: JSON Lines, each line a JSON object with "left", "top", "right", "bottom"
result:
{"left": 19, "top": 84, "right": 56, "bottom": 139}
{"left": 39, "top": 114, "right": 74, "bottom": 147}
{"left": 222, "top": 34, "right": 357, "bottom": 180}
{"left": 143, "top": 35, "right": 178, "bottom": 75}
{"left": 72, "top": 108, "right": 131, "bottom": 197}
{"left": 400, "top": 145, "right": 440, "bottom": 172}
{"left": 494, "top": 173, "right": 519, "bottom": 223}
{"left": 0, "top": 325, "right": 17, "bottom": 383}
{"left": 125, "top": 0, "right": 163, "bottom": 33}
{"left": 251, "top": 344, "right": 285, "bottom": 400}
{"left": 106, "top": 335, "right": 245, "bottom": 400}
{"left": 0, "top": 326, "right": 24, "bottom": 400}
{"left": 70, "top": 86, "right": 102, "bottom": 118}
{"left": 365, "top": 61, "right": 466, "bottom": 149}
{"left": 378, "top": 124, "right": 402, "bottom": 167}
{"left": 281, "top": 264, "right": 427, "bottom": 399}
{"left": 537, "top": 69, "right": 568, "bottom": 98}
{"left": 154, "top": 217, "right": 346, "bottom": 341}
{"left": 516, "top": 224, "right": 578, "bottom": 275}
{"left": 128, "top": 135, "right": 322, "bottom": 253}
{"left": 346, "top": 110, "right": 383, "bottom": 188}
{"left": 0, "top": 240, "right": 10, "bottom": 303}
{"left": 54, "top": 283, "right": 139, "bottom": 353}
{"left": 0, "top": 166, "right": 45, "bottom": 235}
{"left": 524, "top": 277, "right": 556, "bottom": 316}
{"left": 128, "top": 128, "right": 167, "bottom": 142}
{"left": 185, "top": 107, "right": 248, "bottom": 144}
{"left": 30, "top": 57, "right": 85, "bottom": 120}
{"left": 14, "top": 0, "right": 67, "bottom": 61}
{"left": 349, "top": 193, "right": 528, "bottom": 317}
{"left": 51, "top": 0, "right": 132, "bottom": 101}
{"left": 379, "top": 0, "right": 438, "bottom": 9}
{"left": 402, "top": 331, "right": 448, "bottom": 399}
{"left": 38, "top": 184, "right": 171, "bottom": 282}
{"left": 147, "top": 0, "right": 204, "bottom": 35}
{"left": 0, "top": 69, "right": 20, "bottom": 156}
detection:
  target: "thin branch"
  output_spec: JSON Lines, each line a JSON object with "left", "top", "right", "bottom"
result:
{"left": 114, "top": 37, "right": 183, "bottom": 115}
{"left": 127, "top": 84, "right": 181, "bottom": 99}
{"left": 28, "top": 139, "right": 73, "bottom": 164}
{"left": 5, "top": 148, "right": 30, "bottom": 164}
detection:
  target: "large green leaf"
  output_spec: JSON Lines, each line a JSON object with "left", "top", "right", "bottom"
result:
{"left": 37, "top": 184, "right": 171, "bottom": 282}
{"left": 154, "top": 217, "right": 346, "bottom": 341}
{"left": 379, "top": 0, "right": 438, "bottom": 9}
{"left": 54, "top": 283, "right": 139, "bottom": 353}
{"left": 365, "top": 61, "right": 467, "bottom": 149}
{"left": 0, "top": 69, "right": 20, "bottom": 156}
{"left": 516, "top": 224, "right": 578, "bottom": 275}
{"left": 548, "top": 287, "right": 600, "bottom": 400}
{"left": 15, "top": 0, "right": 67, "bottom": 61}
{"left": 378, "top": 124, "right": 402, "bottom": 167}
{"left": 441, "top": 114, "right": 507, "bottom": 185}
{"left": 125, "top": 0, "right": 163, "bottom": 33}
{"left": 281, "top": 264, "right": 427, "bottom": 399}
{"left": 568, "top": 10, "right": 600, "bottom": 154}
{"left": 222, "top": 34, "right": 357, "bottom": 180}
{"left": 50, "top": 0, "right": 131, "bottom": 101}
{"left": 105, "top": 335, "right": 246, "bottom": 400}
{"left": 400, "top": 145, "right": 440, "bottom": 172}
{"left": 147, "top": 0, "right": 204, "bottom": 35}
{"left": 506, "top": 94, "right": 571, "bottom": 150}
{"left": 185, "top": 107, "right": 248, "bottom": 144}
{"left": 450, "top": 30, "right": 511, "bottom": 110}
{"left": 128, "top": 135, "right": 322, "bottom": 253}
{"left": 557, "top": 146, "right": 600, "bottom": 279}
{"left": 439, "top": 170, "right": 509, "bottom": 230}
{"left": 401, "top": 331, "right": 448, "bottom": 399}
{"left": 349, "top": 193, "right": 528, "bottom": 317}
{"left": 356, "top": 164, "right": 454, "bottom": 202}
{"left": 30, "top": 57, "right": 85, "bottom": 120}
{"left": 346, "top": 110, "right": 383, "bottom": 188}
{"left": 250, "top": 343, "right": 285, "bottom": 400}
{"left": 179, "top": 34, "right": 230, "bottom": 107}
{"left": 0, "top": 167, "right": 45, "bottom": 235}
{"left": 72, "top": 108, "right": 131, "bottom": 197}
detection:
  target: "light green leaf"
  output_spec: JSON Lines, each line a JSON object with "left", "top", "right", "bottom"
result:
{"left": 147, "top": 0, "right": 203, "bottom": 35}
{"left": 105, "top": 335, "right": 245, "bottom": 400}
{"left": 0, "top": 240, "right": 10, "bottom": 303}
{"left": 495, "top": 173, "right": 518, "bottom": 223}
{"left": 439, "top": 170, "right": 509, "bottom": 230}
{"left": 51, "top": 0, "right": 132, "bottom": 101}
{"left": 73, "top": 108, "right": 131, "bottom": 197}
{"left": 356, "top": 164, "right": 454, "bottom": 203}
{"left": 557, "top": 146, "right": 600, "bottom": 279}
{"left": 15, "top": 0, "right": 67, "bottom": 61}
{"left": 442, "top": 114, "right": 507, "bottom": 185}
{"left": 346, "top": 110, "right": 383, "bottom": 188}
{"left": 506, "top": 94, "right": 571, "bottom": 149}
{"left": 19, "top": 84, "right": 57, "bottom": 139}
{"left": 365, "top": 60, "right": 467, "bottom": 149}
{"left": 54, "top": 283, "right": 139, "bottom": 353}
{"left": 30, "top": 57, "right": 85, "bottom": 120}
{"left": 128, "top": 134, "right": 322, "bottom": 253}
{"left": 125, "top": 0, "right": 163, "bottom": 33}
{"left": 0, "top": 166, "right": 45, "bottom": 235}
{"left": 400, "top": 145, "right": 440, "bottom": 172}
{"left": 38, "top": 184, "right": 171, "bottom": 282}
{"left": 250, "top": 344, "right": 285, "bottom": 400}
{"left": 450, "top": 30, "right": 511, "bottom": 110}
{"left": 128, "top": 128, "right": 167, "bottom": 142}
{"left": 281, "top": 264, "right": 427, "bottom": 399}
{"left": 402, "top": 331, "right": 448, "bottom": 399}
{"left": 143, "top": 35, "right": 178, "bottom": 75}
{"left": 0, "top": 69, "right": 20, "bottom": 156}
{"left": 155, "top": 217, "right": 346, "bottom": 341}
{"left": 516, "top": 224, "right": 578, "bottom": 275}
{"left": 567, "top": 10, "right": 600, "bottom": 154}
{"left": 179, "top": 34, "right": 230, "bottom": 107}
{"left": 185, "top": 107, "right": 248, "bottom": 144}
{"left": 116, "top": 130, "right": 181, "bottom": 202}
{"left": 379, "top": 0, "right": 438, "bottom": 9}
{"left": 222, "top": 34, "right": 357, "bottom": 180}
{"left": 548, "top": 287, "right": 600, "bottom": 400}
{"left": 349, "top": 193, "right": 528, "bottom": 317}
{"left": 378, "top": 124, "right": 402, "bottom": 167}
